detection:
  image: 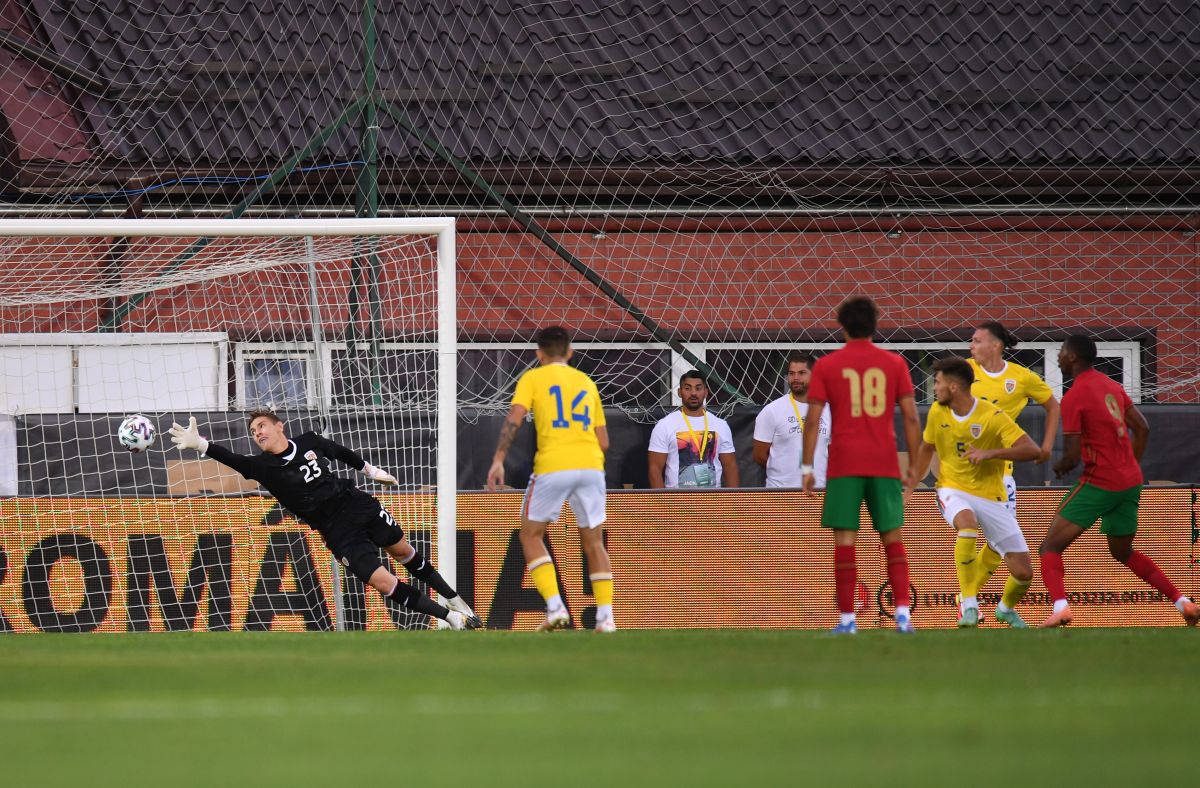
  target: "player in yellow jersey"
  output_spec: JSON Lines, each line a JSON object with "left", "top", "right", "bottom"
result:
{"left": 486, "top": 326, "right": 615, "bottom": 632}
{"left": 909, "top": 357, "right": 1042, "bottom": 627}
{"left": 959, "top": 321, "right": 1060, "bottom": 610}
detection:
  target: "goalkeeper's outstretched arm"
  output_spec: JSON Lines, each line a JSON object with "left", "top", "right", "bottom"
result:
{"left": 169, "top": 416, "right": 258, "bottom": 479}
{"left": 311, "top": 434, "right": 397, "bottom": 485}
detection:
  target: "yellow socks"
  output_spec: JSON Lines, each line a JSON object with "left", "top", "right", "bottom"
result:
{"left": 590, "top": 573, "right": 613, "bottom": 607}
{"left": 966, "top": 544, "right": 1004, "bottom": 596}
{"left": 955, "top": 530, "right": 979, "bottom": 597}
{"left": 999, "top": 575, "right": 1031, "bottom": 611}
{"left": 528, "top": 557, "right": 561, "bottom": 606}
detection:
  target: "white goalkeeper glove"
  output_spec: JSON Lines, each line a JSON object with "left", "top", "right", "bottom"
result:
{"left": 361, "top": 462, "right": 398, "bottom": 485}
{"left": 168, "top": 416, "right": 209, "bottom": 455}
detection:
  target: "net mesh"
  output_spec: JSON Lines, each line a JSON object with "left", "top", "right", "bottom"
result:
{"left": 0, "top": 232, "right": 444, "bottom": 631}
{"left": 2, "top": 5, "right": 1199, "bottom": 630}
{"left": 4, "top": 4, "right": 1195, "bottom": 408}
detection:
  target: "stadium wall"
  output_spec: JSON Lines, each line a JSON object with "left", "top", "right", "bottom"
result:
{"left": 0, "top": 488, "right": 1194, "bottom": 633}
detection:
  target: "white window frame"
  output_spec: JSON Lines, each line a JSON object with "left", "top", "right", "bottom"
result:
{"left": 233, "top": 339, "right": 1143, "bottom": 410}
{"left": 0, "top": 332, "right": 228, "bottom": 414}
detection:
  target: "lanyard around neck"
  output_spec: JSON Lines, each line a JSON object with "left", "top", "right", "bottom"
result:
{"left": 680, "top": 409, "right": 710, "bottom": 461}
{"left": 788, "top": 393, "right": 807, "bottom": 430}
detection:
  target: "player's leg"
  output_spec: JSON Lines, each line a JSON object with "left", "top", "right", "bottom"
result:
{"left": 938, "top": 489, "right": 983, "bottom": 626}
{"left": 382, "top": 537, "right": 481, "bottom": 626}
{"left": 1037, "top": 484, "right": 1095, "bottom": 627}
{"left": 867, "top": 477, "right": 912, "bottom": 633}
{"left": 822, "top": 476, "right": 866, "bottom": 633}
{"left": 336, "top": 541, "right": 473, "bottom": 629}
{"left": 1100, "top": 487, "right": 1199, "bottom": 625}
{"left": 569, "top": 470, "right": 614, "bottom": 632}
{"left": 520, "top": 472, "right": 571, "bottom": 630}
{"left": 367, "top": 499, "right": 482, "bottom": 626}
{"left": 967, "top": 475, "right": 1017, "bottom": 597}
{"left": 992, "top": 552, "right": 1033, "bottom": 628}
{"left": 973, "top": 496, "right": 1033, "bottom": 628}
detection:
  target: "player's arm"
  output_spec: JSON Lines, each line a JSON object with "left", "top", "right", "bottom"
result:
{"left": 751, "top": 440, "right": 771, "bottom": 467}
{"left": 751, "top": 410, "right": 772, "bottom": 468}
{"left": 487, "top": 404, "right": 527, "bottom": 491}
{"left": 898, "top": 394, "right": 923, "bottom": 489}
{"left": 1125, "top": 404, "right": 1150, "bottom": 461}
{"left": 312, "top": 434, "right": 397, "bottom": 485}
{"left": 719, "top": 451, "right": 740, "bottom": 488}
{"left": 1053, "top": 433, "right": 1081, "bottom": 478}
{"left": 907, "top": 441, "right": 935, "bottom": 493}
{"left": 963, "top": 433, "right": 1040, "bottom": 465}
{"left": 595, "top": 425, "right": 610, "bottom": 454}
{"left": 1053, "top": 392, "right": 1081, "bottom": 478}
{"left": 168, "top": 417, "right": 256, "bottom": 479}
{"left": 647, "top": 452, "right": 667, "bottom": 488}
{"left": 1036, "top": 396, "right": 1061, "bottom": 464}
{"left": 800, "top": 399, "right": 825, "bottom": 495}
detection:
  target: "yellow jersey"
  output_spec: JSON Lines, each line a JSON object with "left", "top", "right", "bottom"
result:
{"left": 968, "top": 358, "right": 1052, "bottom": 476}
{"left": 512, "top": 363, "right": 606, "bottom": 474}
{"left": 923, "top": 398, "right": 1027, "bottom": 501}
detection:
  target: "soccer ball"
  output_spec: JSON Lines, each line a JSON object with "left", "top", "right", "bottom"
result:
{"left": 117, "top": 414, "right": 156, "bottom": 453}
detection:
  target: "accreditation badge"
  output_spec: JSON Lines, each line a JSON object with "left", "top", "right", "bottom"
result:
{"left": 679, "top": 462, "right": 716, "bottom": 488}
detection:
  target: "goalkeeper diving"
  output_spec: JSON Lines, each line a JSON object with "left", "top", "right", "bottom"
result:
{"left": 169, "top": 410, "right": 482, "bottom": 630}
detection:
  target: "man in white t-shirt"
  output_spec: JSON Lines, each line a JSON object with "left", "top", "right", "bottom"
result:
{"left": 752, "top": 351, "right": 831, "bottom": 488}
{"left": 648, "top": 370, "right": 739, "bottom": 488}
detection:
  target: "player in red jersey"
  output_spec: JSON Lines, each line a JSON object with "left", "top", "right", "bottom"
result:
{"left": 802, "top": 296, "right": 923, "bottom": 633}
{"left": 1038, "top": 335, "right": 1198, "bottom": 627}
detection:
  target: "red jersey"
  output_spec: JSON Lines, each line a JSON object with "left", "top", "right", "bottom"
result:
{"left": 1061, "top": 368, "right": 1143, "bottom": 491}
{"left": 807, "top": 339, "right": 915, "bottom": 478}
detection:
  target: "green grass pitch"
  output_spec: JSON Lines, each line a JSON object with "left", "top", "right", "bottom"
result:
{"left": 0, "top": 629, "right": 1194, "bottom": 787}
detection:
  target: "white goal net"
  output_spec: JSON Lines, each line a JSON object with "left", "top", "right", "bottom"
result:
{"left": 0, "top": 218, "right": 456, "bottom": 632}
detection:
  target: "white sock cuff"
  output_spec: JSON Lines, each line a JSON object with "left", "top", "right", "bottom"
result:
{"left": 957, "top": 530, "right": 979, "bottom": 539}
{"left": 588, "top": 572, "right": 612, "bottom": 582}
{"left": 527, "top": 556, "right": 554, "bottom": 572}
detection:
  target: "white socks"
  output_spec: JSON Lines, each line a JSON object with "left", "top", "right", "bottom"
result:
{"left": 1052, "top": 599, "right": 1069, "bottom": 614}
{"left": 1175, "top": 596, "right": 1193, "bottom": 613}
{"left": 960, "top": 595, "right": 978, "bottom": 613}
{"left": 839, "top": 613, "right": 856, "bottom": 626}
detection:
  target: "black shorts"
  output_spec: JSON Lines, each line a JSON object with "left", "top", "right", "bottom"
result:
{"left": 319, "top": 491, "right": 406, "bottom": 585}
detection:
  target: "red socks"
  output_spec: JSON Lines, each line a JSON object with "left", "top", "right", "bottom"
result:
{"left": 834, "top": 545, "right": 857, "bottom": 613}
{"left": 1125, "top": 550, "right": 1183, "bottom": 603}
{"left": 1040, "top": 551, "right": 1067, "bottom": 602}
{"left": 884, "top": 542, "right": 911, "bottom": 608}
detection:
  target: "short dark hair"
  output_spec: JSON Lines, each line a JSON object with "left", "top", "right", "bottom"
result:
{"left": 933, "top": 356, "right": 975, "bottom": 389}
{"left": 785, "top": 350, "right": 815, "bottom": 370}
{"left": 1064, "top": 334, "right": 1098, "bottom": 364}
{"left": 679, "top": 369, "right": 707, "bottom": 387}
{"left": 837, "top": 296, "right": 878, "bottom": 339}
{"left": 247, "top": 408, "right": 282, "bottom": 430}
{"left": 535, "top": 325, "right": 570, "bottom": 358}
{"left": 978, "top": 320, "right": 1019, "bottom": 349}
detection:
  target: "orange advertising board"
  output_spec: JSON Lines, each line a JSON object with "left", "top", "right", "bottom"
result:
{"left": 0, "top": 489, "right": 1195, "bottom": 632}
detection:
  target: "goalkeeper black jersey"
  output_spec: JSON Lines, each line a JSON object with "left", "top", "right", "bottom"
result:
{"left": 204, "top": 431, "right": 368, "bottom": 526}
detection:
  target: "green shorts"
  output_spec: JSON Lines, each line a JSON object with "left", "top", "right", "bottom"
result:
{"left": 1057, "top": 482, "right": 1142, "bottom": 536}
{"left": 821, "top": 476, "right": 904, "bottom": 533}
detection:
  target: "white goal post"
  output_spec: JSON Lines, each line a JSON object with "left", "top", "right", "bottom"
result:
{"left": 0, "top": 218, "right": 457, "bottom": 631}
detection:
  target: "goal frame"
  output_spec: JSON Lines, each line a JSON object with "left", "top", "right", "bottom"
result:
{"left": 0, "top": 217, "right": 459, "bottom": 624}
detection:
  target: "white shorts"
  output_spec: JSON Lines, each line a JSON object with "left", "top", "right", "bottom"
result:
{"left": 521, "top": 469, "right": 607, "bottom": 528}
{"left": 1003, "top": 474, "right": 1017, "bottom": 514}
{"left": 937, "top": 487, "right": 1029, "bottom": 556}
